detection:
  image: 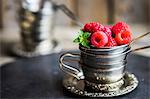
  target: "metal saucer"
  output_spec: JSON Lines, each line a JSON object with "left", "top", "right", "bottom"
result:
{"left": 13, "top": 40, "right": 62, "bottom": 57}
{"left": 63, "top": 72, "right": 138, "bottom": 97}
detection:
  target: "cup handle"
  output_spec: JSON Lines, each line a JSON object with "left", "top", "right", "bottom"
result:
{"left": 59, "top": 53, "right": 84, "bottom": 80}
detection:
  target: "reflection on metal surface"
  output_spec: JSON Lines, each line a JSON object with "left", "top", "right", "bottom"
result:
{"left": 85, "top": 78, "right": 124, "bottom": 92}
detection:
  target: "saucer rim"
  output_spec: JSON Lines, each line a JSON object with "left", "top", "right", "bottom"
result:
{"left": 63, "top": 72, "right": 138, "bottom": 97}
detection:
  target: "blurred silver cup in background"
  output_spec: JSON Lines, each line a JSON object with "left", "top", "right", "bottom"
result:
{"left": 13, "top": 0, "right": 61, "bottom": 57}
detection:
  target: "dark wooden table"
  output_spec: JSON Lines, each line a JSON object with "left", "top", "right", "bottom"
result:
{"left": 1, "top": 52, "right": 150, "bottom": 99}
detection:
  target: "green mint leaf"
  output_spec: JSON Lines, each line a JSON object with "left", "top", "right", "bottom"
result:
{"left": 73, "top": 30, "right": 91, "bottom": 48}
{"left": 81, "top": 40, "right": 90, "bottom": 48}
{"left": 73, "top": 37, "right": 80, "bottom": 43}
{"left": 79, "top": 37, "right": 84, "bottom": 42}
{"left": 83, "top": 32, "right": 90, "bottom": 38}
{"left": 79, "top": 30, "right": 84, "bottom": 34}
{"left": 73, "top": 30, "right": 83, "bottom": 43}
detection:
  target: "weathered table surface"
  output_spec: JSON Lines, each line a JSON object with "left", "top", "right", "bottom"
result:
{"left": 1, "top": 52, "right": 150, "bottom": 99}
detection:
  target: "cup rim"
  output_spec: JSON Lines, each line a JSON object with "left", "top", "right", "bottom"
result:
{"left": 79, "top": 44, "right": 129, "bottom": 51}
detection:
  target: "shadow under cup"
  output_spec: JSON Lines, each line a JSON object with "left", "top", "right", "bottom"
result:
{"left": 59, "top": 44, "right": 130, "bottom": 91}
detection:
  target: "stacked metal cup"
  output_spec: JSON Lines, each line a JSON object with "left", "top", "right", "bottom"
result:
{"left": 59, "top": 44, "right": 131, "bottom": 92}
{"left": 79, "top": 44, "right": 130, "bottom": 92}
{"left": 14, "top": 0, "right": 61, "bottom": 57}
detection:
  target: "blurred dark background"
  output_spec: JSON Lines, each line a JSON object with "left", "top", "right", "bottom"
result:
{"left": 0, "top": 0, "right": 150, "bottom": 64}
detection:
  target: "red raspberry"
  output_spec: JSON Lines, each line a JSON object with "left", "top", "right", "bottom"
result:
{"left": 105, "top": 25, "right": 113, "bottom": 30}
{"left": 83, "top": 22, "right": 104, "bottom": 33}
{"left": 91, "top": 31, "right": 108, "bottom": 48}
{"left": 112, "top": 22, "right": 132, "bottom": 45}
{"left": 102, "top": 26, "right": 117, "bottom": 47}
{"left": 102, "top": 26, "right": 112, "bottom": 37}
{"left": 112, "top": 22, "right": 130, "bottom": 34}
{"left": 115, "top": 31, "right": 132, "bottom": 45}
{"left": 106, "top": 37, "right": 117, "bottom": 47}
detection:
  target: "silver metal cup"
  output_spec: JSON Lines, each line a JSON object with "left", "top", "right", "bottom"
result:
{"left": 79, "top": 44, "right": 129, "bottom": 55}
{"left": 80, "top": 47, "right": 130, "bottom": 67}
{"left": 59, "top": 44, "right": 149, "bottom": 91}
{"left": 59, "top": 45, "right": 130, "bottom": 82}
{"left": 21, "top": 0, "right": 55, "bottom": 51}
{"left": 13, "top": 0, "right": 61, "bottom": 57}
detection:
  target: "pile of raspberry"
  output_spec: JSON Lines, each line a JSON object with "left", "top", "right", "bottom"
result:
{"left": 82, "top": 22, "right": 132, "bottom": 48}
